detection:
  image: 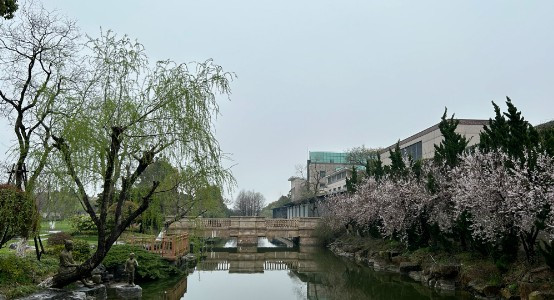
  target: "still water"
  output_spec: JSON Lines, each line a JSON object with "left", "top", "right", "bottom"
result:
{"left": 141, "top": 238, "right": 472, "bottom": 300}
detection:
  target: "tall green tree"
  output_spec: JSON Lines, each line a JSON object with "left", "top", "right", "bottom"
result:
{"left": 434, "top": 108, "right": 469, "bottom": 168}
{"left": 345, "top": 166, "right": 358, "bottom": 194}
{"left": 479, "top": 97, "right": 540, "bottom": 161}
{"left": 49, "top": 31, "right": 234, "bottom": 287}
{"left": 388, "top": 142, "right": 406, "bottom": 178}
{"left": 366, "top": 153, "right": 385, "bottom": 182}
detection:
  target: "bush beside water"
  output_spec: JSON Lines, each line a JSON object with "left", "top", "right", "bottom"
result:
{"left": 103, "top": 244, "right": 182, "bottom": 281}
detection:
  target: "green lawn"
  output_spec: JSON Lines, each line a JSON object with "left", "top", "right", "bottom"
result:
{"left": 39, "top": 219, "right": 72, "bottom": 234}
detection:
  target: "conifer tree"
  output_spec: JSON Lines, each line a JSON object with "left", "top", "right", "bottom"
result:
{"left": 479, "top": 97, "right": 540, "bottom": 161}
{"left": 434, "top": 108, "right": 469, "bottom": 168}
{"left": 366, "top": 153, "right": 385, "bottom": 182}
{"left": 388, "top": 142, "right": 406, "bottom": 178}
{"left": 345, "top": 166, "right": 358, "bottom": 194}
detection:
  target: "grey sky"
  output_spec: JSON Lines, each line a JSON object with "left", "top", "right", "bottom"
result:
{"left": 1, "top": 0, "right": 553, "bottom": 204}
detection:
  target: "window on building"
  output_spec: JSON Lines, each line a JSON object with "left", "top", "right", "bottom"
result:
{"left": 401, "top": 141, "right": 422, "bottom": 160}
{"left": 319, "top": 171, "right": 326, "bottom": 178}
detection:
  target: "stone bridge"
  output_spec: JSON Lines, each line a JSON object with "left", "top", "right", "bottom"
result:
{"left": 168, "top": 216, "right": 321, "bottom": 246}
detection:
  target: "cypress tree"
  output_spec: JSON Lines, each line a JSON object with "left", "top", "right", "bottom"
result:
{"left": 388, "top": 142, "right": 406, "bottom": 178}
{"left": 479, "top": 97, "right": 540, "bottom": 161}
{"left": 434, "top": 108, "right": 469, "bottom": 168}
{"left": 345, "top": 166, "right": 358, "bottom": 194}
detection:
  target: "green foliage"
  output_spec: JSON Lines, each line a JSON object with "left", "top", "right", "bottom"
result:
{"left": 539, "top": 240, "right": 554, "bottom": 270}
{"left": 0, "top": 184, "right": 39, "bottom": 248}
{"left": 260, "top": 195, "right": 291, "bottom": 218}
{"left": 388, "top": 142, "right": 406, "bottom": 179}
{"left": 46, "top": 232, "right": 72, "bottom": 246}
{"left": 537, "top": 123, "right": 554, "bottom": 157}
{"left": 479, "top": 98, "right": 540, "bottom": 161}
{"left": 72, "top": 239, "right": 92, "bottom": 262}
{"left": 434, "top": 108, "right": 469, "bottom": 168}
{"left": 345, "top": 166, "right": 358, "bottom": 194}
{"left": 102, "top": 245, "right": 182, "bottom": 281}
{"left": 0, "top": 253, "right": 58, "bottom": 298}
{"left": 0, "top": 0, "right": 17, "bottom": 19}
{"left": 69, "top": 214, "right": 97, "bottom": 234}
{"left": 366, "top": 153, "right": 385, "bottom": 182}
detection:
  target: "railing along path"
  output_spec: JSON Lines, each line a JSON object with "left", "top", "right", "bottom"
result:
{"left": 125, "top": 233, "right": 189, "bottom": 261}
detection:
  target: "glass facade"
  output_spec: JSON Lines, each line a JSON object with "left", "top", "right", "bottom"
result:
{"left": 309, "top": 152, "right": 348, "bottom": 164}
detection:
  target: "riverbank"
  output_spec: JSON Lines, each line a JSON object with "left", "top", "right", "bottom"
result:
{"left": 327, "top": 235, "right": 554, "bottom": 300}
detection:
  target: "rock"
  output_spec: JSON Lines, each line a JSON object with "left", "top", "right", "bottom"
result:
{"left": 429, "top": 279, "right": 436, "bottom": 288}
{"left": 436, "top": 279, "right": 456, "bottom": 291}
{"left": 75, "top": 284, "right": 107, "bottom": 300}
{"left": 92, "top": 275, "right": 102, "bottom": 284}
{"left": 522, "top": 267, "right": 553, "bottom": 284}
{"left": 386, "top": 265, "right": 400, "bottom": 273}
{"left": 468, "top": 280, "right": 501, "bottom": 298}
{"left": 112, "top": 283, "right": 142, "bottom": 300}
{"left": 408, "top": 271, "right": 422, "bottom": 282}
{"left": 421, "top": 274, "right": 433, "bottom": 285}
{"left": 501, "top": 287, "right": 520, "bottom": 300}
{"left": 429, "top": 264, "right": 460, "bottom": 279}
{"left": 9, "top": 243, "right": 17, "bottom": 249}
{"left": 399, "top": 262, "right": 421, "bottom": 273}
{"left": 366, "top": 259, "right": 375, "bottom": 268}
{"left": 520, "top": 282, "right": 547, "bottom": 300}
{"left": 38, "top": 276, "right": 54, "bottom": 288}
{"left": 66, "top": 292, "right": 87, "bottom": 300}
{"left": 18, "top": 289, "right": 84, "bottom": 300}
{"left": 0, "top": 294, "right": 6, "bottom": 300}
{"left": 528, "top": 291, "right": 554, "bottom": 300}
{"left": 373, "top": 260, "right": 386, "bottom": 271}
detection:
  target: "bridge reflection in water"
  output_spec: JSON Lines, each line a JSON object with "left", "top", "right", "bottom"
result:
{"left": 146, "top": 243, "right": 473, "bottom": 300}
{"left": 154, "top": 244, "right": 327, "bottom": 300}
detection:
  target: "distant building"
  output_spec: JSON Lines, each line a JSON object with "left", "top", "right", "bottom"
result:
{"left": 306, "top": 151, "right": 351, "bottom": 193}
{"left": 288, "top": 176, "right": 307, "bottom": 202}
{"left": 379, "top": 119, "right": 489, "bottom": 165}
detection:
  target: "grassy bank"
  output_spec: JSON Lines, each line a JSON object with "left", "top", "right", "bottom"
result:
{"left": 0, "top": 253, "right": 58, "bottom": 299}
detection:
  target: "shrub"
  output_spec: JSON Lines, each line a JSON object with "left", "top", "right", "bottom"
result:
{"left": 69, "top": 214, "right": 97, "bottom": 234}
{"left": 102, "top": 244, "right": 181, "bottom": 281}
{"left": 45, "top": 234, "right": 91, "bottom": 262}
{"left": 46, "top": 231, "right": 72, "bottom": 246}
{"left": 0, "top": 253, "right": 58, "bottom": 298}
{"left": 72, "top": 239, "right": 92, "bottom": 262}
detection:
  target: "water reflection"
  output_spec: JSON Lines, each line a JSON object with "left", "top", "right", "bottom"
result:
{"left": 142, "top": 244, "right": 473, "bottom": 300}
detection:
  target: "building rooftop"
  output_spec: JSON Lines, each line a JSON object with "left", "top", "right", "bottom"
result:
{"left": 309, "top": 151, "right": 348, "bottom": 164}
{"left": 379, "top": 119, "right": 489, "bottom": 154}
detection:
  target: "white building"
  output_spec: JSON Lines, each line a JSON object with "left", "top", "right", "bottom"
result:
{"left": 380, "top": 119, "right": 488, "bottom": 165}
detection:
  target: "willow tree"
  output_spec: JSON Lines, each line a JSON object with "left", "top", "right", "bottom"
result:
{"left": 50, "top": 31, "right": 234, "bottom": 287}
{"left": 0, "top": 3, "right": 78, "bottom": 192}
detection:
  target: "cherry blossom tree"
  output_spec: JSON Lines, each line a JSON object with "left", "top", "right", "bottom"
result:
{"left": 452, "top": 149, "right": 554, "bottom": 261}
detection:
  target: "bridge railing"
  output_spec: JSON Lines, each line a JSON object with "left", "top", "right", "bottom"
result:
{"left": 125, "top": 233, "right": 189, "bottom": 261}
{"left": 265, "top": 219, "right": 299, "bottom": 229}
{"left": 182, "top": 218, "right": 232, "bottom": 228}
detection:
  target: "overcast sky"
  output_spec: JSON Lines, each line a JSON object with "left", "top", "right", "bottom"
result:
{"left": 1, "top": 0, "right": 553, "bottom": 204}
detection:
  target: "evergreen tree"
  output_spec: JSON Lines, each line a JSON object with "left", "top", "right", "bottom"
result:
{"left": 434, "top": 108, "right": 469, "bottom": 168}
{"left": 479, "top": 97, "right": 540, "bottom": 161}
{"left": 366, "top": 153, "right": 385, "bottom": 182}
{"left": 388, "top": 142, "right": 406, "bottom": 178}
{"left": 345, "top": 166, "right": 358, "bottom": 194}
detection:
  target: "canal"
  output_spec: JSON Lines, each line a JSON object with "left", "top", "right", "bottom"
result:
{"left": 141, "top": 238, "right": 473, "bottom": 300}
